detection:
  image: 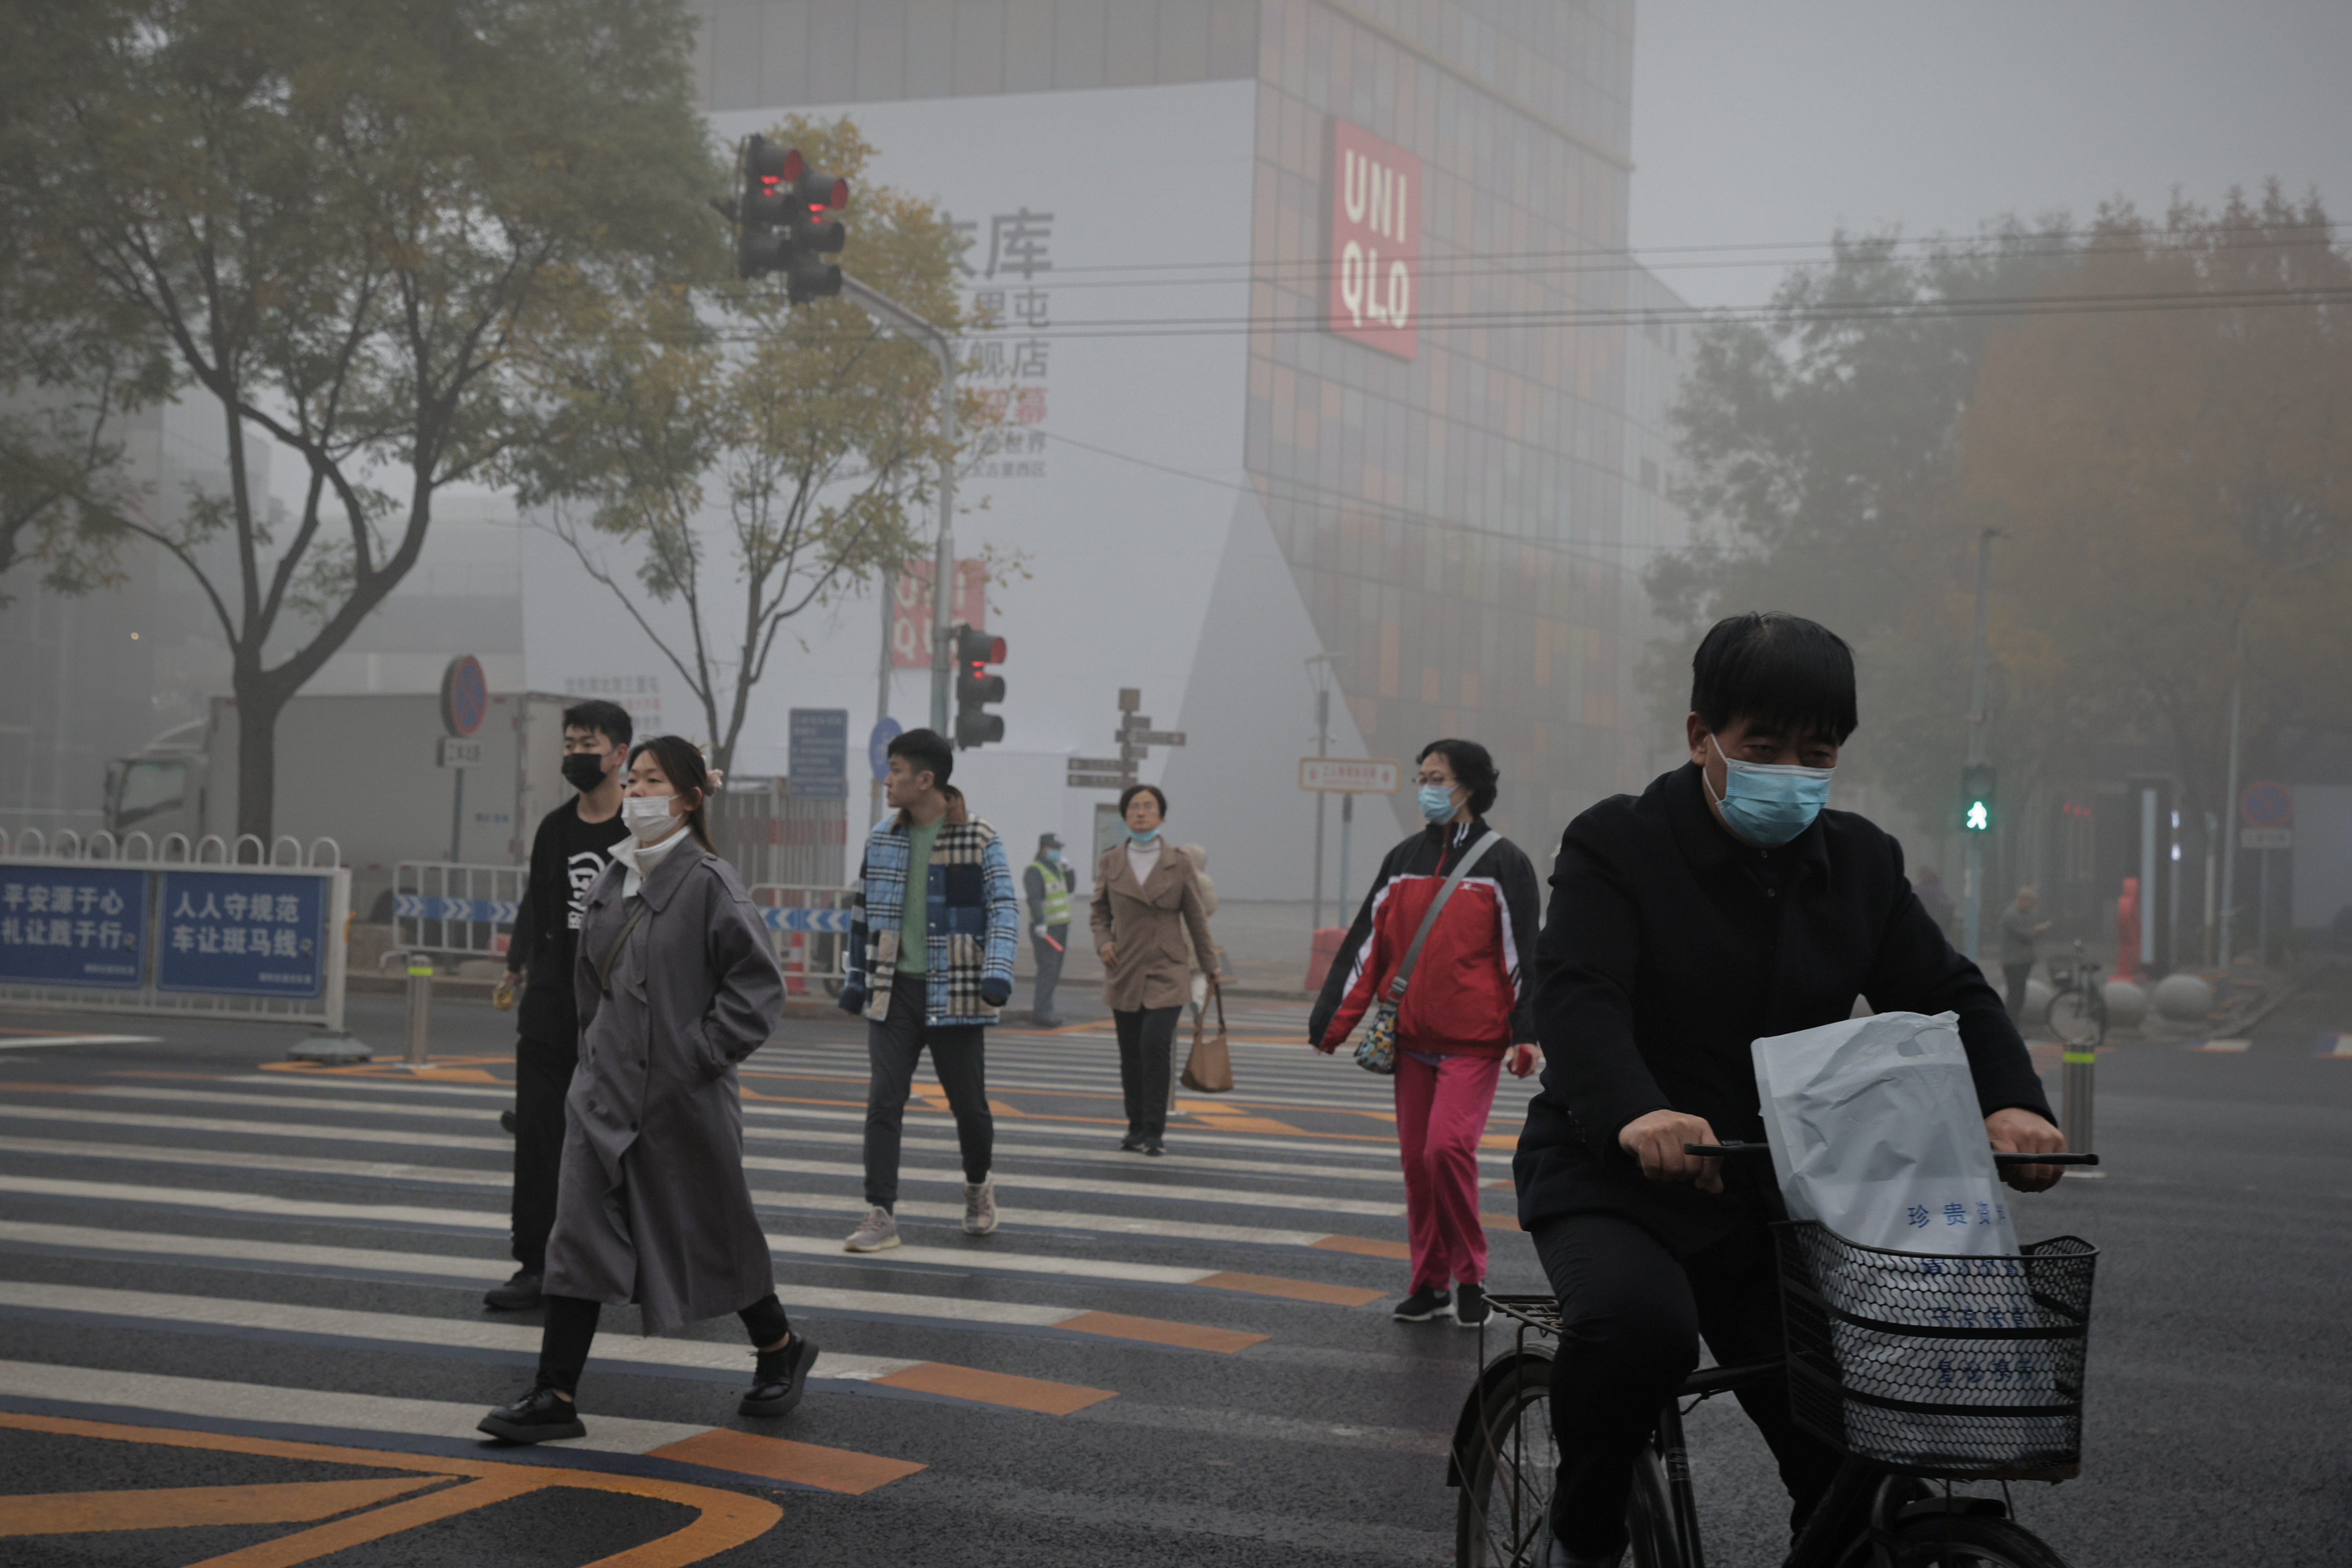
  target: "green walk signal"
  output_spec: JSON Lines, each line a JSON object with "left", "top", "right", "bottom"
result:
{"left": 1961, "top": 763, "right": 1996, "bottom": 833}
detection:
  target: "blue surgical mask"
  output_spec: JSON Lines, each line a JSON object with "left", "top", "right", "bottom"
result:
{"left": 1707, "top": 735, "right": 1833, "bottom": 847}
{"left": 1417, "top": 784, "right": 1457, "bottom": 824}
{"left": 1043, "top": 847, "right": 1062, "bottom": 864}
{"left": 1126, "top": 826, "right": 1160, "bottom": 846}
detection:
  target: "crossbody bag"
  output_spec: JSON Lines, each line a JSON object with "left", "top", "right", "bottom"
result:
{"left": 1354, "top": 831, "right": 1503, "bottom": 1075}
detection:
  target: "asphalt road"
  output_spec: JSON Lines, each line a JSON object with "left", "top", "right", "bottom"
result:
{"left": 0, "top": 969, "right": 2345, "bottom": 1566}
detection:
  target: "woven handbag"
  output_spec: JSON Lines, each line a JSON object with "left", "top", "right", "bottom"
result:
{"left": 1352, "top": 832, "right": 1502, "bottom": 1075}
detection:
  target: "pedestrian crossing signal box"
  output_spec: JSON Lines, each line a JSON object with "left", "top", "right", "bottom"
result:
{"left": 1961, "top": 763, "right": 1996, "bottom": 833}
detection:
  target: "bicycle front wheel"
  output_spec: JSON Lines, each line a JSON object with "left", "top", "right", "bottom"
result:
{"left": 1886, "top": 1514, "right": 2073, "bottom": 1568}
{"left": 1456, "top": 1352, "right": 1559, "bottom": 1568}
{"left": 2043, "top": 987, "right": 2102, "bottom": 1050}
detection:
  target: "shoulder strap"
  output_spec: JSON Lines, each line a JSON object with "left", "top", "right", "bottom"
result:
{"left": 1388, "top": 832, "right": 1505, "bottom": 1002}
{"left": 595, "top": 898, "right": 649, "bottom": 996}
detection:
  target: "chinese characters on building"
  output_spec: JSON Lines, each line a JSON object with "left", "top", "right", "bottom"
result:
{"left": 944, "top": 205, "right": 1055, "bottom": 480}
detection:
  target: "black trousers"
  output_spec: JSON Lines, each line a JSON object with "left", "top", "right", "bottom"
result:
{"left": 1112, "top": 1006, "right": 1182, "bottom": 1139}
{"left": 863, "top": 972, "right": 993, "bottom": 1209}
{"left": 537, "top": 1292, "right": 790, "bottom": 1394}
{"left": 1030, "top": 926, "right": 1067, "bottom": 1019}
{"left": 2002, "top": 961, "right": 2034, "bottom": 1019}
{"left": 1534, "top": 1211, "right": 1842, "bottom": 1557}
{"left": 510, "top": 1034, "right": 577, "bottom": 1272}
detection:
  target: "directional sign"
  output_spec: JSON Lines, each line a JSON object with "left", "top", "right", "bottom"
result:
{"left": 1067, "top": 773, "right": 1129, "bottom": 791}
{"left": 1067, "top": 757, "right": 1127, "bottom": 774}
{"left": 2239, "top": 780, "right": 2292, "bottom": 829}
{"left": 1299, "top": 757, "right": 1401, "bottom": 794}
{"left": 1119, "top": 730, "right": 1185, "bottom": 747}
{"left": 392, "top": 894, "right": 520, "bottom": 925}
{"left": 759, "top": 906, "right": 855, "bottom": 934}
{"left": 1114, "top": 715, "right": 1152, "bottom": 732}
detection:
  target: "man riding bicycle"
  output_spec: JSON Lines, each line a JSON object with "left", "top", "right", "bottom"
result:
{"left": 1513, "top": 613, "right": 2067, "bottom": 1568}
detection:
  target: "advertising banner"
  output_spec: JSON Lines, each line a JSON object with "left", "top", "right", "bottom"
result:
{"left": 156, "top": 870, "right": 327, "bottom": 998}
{"left": 889, "top": 560, "right": 987, "bottom": 669}
{"left": 0, "top": 867, "right": 148, "bottom": 989}
{"left": 1329, "top": 119, "right": 1421, "bottom": 359}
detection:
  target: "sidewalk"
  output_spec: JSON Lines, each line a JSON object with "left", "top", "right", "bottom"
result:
{"left": 1009, "top": 898, "right": 1330, "bottom": 1000}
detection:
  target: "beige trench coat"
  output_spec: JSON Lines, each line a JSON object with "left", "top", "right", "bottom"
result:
{"left": 543, "top": 840, "right": 785, "bottom": 1332}
{"left": 1089, "top": 840, "right": 1217, "bottom": 1012}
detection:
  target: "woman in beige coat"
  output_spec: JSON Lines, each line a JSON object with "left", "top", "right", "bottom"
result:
{"left": 1090, "top": 783, "right": 1217, "bottom": 1155}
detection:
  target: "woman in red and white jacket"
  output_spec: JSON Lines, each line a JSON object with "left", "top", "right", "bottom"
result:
{"left": 1309, "top": 739, "right": 1543, "bottom": 1329}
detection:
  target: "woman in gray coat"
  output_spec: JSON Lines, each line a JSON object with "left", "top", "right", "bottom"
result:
{"left": 479, "top": 735, "right": 810, "bottom": 1444}
{"left": 1089, "top": 783, "right": 1217, "bottom": 1156}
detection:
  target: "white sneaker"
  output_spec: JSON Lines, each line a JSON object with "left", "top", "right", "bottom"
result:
{"left": 963, "top": 1178, "right": 999, "bottom": 1236}
{"left": 844, "top": 1206, "right": 900, "bottom": 1252}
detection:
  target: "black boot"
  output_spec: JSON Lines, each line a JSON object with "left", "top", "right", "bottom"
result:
{"left": 739, "top": 1334, "right": 819, "bottom": 1417}
{"left": 483, "top": 1269, "right": 543, "bottom": 1311}
{"left": 478, "top": 1383, "right": 585, "bottom": 1444}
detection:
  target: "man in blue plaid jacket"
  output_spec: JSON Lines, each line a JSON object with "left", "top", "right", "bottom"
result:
{"left": 837, "top": 728, "right": 1020, "bottom": 1252}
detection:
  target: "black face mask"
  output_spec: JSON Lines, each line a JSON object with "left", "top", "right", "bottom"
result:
{"left": 560, "top": 752, "right": 608, "bottom": 793}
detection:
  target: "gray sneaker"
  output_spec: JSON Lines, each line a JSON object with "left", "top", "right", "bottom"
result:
{"left": 844, "top": 1205, "right": 900, "bottom": 1253}
{"left": 963, "top": 1178, "right": 999, "bottom": 1236}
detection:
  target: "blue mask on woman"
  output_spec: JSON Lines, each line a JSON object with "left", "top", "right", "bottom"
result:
{"left": 1126, "top": 826, "right": 1160, "bottom": 846}
{"left": 1708, "top": 736, "right": 1833, "bottom": 846}
{"left": 1417, "top": 785, "right": 1457, "bottom": 824}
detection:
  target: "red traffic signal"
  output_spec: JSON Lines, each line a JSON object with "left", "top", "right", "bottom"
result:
{"left": 953, "top": 627, "right": 1007, "bottom": 748}
{"left": 731, "top": 136, "right": 849, "bottom": 296}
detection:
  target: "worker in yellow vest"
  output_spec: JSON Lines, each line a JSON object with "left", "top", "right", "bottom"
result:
{"left": 1023, "top": 833, "right": 1076, "bottom": 1027}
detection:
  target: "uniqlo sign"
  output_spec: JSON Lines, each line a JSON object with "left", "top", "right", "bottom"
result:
{"left": 1328, "top": 119, "right": 1420, "bottom": 359}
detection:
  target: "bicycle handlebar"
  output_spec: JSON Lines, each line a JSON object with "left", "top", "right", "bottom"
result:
{"left": 1683, "top": 1140, "right": 2100, "bottom": 1168}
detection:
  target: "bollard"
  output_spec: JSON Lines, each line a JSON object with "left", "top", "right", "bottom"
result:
{"left": 402, "top": 955, "right": 434, "bottom": 1068}
{"left": 2060, "top": 1047, "right": 2104, "bottom": 1179}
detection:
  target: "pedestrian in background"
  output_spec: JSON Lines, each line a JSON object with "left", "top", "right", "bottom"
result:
{"left": 479, "top": 736, "right": 809, "bottom": 1445}
{"left": 1310, "top": 740, "right": 1542, "bottom": 1329}
{"left": 1915, "top": 864, "right": 1957, "bottom": 944}
{"left": 2000, "top": 885, "right": 2051, "bottom": 1019}
{"left": 838, "top": 729, "right": 1019, "bottom": 1252}
{"left": 486, "top": 699, "right": 634, "bottom": 1313}
{"left": 1024, "top": 831, "right": 1076, "bottom": 1027}
{"left": 1090, "top": 784, "right": 1217, "bottom": 1156}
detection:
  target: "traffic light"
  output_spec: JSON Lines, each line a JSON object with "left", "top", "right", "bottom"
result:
{"left": 953, "top": 626, "right": 1007, "bottom": 748}
{"left": 727, "top": 135, "right": 849, "bottom": 298}
{"left": 1961, "top": 763, "right": 1996, "bottom": 833}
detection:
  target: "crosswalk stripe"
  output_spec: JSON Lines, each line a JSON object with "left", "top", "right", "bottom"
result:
{"left": 0, "top": 1174, "right": 1382, "bottom": 1304}
{"left": 0, "top": 1134, "right": 1404, "bottom": 1256}
{"left": 0, "top": 1221, "right": 1269, "bottom": 1352}
{"left": 0, "top": 1103, "right": 1412, "bottom": 1216}
{"left": 0, "top": 1359, "right": 922, "bottom": 1492}
{"left": 0, "top": 1282, "right": 1115, "bottom": 1416}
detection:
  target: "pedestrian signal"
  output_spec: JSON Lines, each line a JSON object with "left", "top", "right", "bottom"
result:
{"left": 953, "top": 626, "right": 1007, "bottom": 749}
{"left": 1961, "top": 763, "right": 1996, "bottom": 833}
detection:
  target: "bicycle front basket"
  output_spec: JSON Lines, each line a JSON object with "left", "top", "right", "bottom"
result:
{"left": 1773, "top": 1221, "right": 2096, "bottom": 1480}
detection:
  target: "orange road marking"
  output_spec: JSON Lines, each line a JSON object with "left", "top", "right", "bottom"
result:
{"left": 1312, "top": 1234, "right": 1412, "bottom": 1261}
{"left": 0, "top": 1412, "right": 782, "bottom": 1566}
{"left": 872, "top": 1363, "right": 1115, "bottom": 1415}
{"left": 1481, "top": 1211, "right": 1521, "bottom": 1231}
{"left": 1186, "top": 1113, "right": 1316, "bottom": 1135}
{"left": 1194, "top": 1271, "right": 1385, "bottom": 1307}
{"left": 1056, "top": 1310, "right": 1267, "bottom": 1353}
{"left": 645, "top": 1431, "right": 923, "bottom": 1496}
{"left": 186, "top": 1472, "right": 546, "bottom": 1568}
{"left": 0, "top": 1475, "right": 446, "bottom": 1536}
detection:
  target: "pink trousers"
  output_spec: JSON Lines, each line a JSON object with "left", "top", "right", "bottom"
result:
{"left": 1393, "top": 1050, "right": 1504, "bottom": 1292}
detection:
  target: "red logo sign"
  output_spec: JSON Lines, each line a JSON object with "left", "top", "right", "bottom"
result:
{"left": 1328, "top": 120, "right": 1419, "bottom": 360}
{"left": 890, "top": 560, "right": 986, "bottom": 670}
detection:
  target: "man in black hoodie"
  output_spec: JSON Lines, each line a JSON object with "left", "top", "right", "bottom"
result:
{"left": 1514, "top": 613, "right": 2066, "bottom": 1567}
{"left": 485, "top": 699, "right": 634, "bottom": 1311}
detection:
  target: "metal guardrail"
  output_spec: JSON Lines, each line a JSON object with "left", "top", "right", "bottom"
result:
{"left": 393, "top": 861, "right": 526, "bottom": 960}
{"left": 749, "top": 884, "right": 855, "bottom": 995}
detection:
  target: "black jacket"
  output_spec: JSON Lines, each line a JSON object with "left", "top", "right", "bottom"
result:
{"left": 508, "top": 798, "right": 631, "bottom": 1046}
{"left": 1309, "top": 816, "right": 1542, "bottom": 1050}
{"left": 1512, "top": 763, "right": 2053, "bottom": 1253}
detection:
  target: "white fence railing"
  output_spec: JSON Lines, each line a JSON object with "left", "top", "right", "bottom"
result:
{"left": 0, "top": 831, "right": 349, "bottom": 1029}
{"left": 393, "top": 861, "right": 527, "bottom": 960}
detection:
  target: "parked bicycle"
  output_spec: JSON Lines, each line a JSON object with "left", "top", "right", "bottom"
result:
{"left": 2040, "top": 940, "right": 2108, "bottom": 1051}
{"left": 1450, "top": 1144, "right": 2101, "bottom": 1568}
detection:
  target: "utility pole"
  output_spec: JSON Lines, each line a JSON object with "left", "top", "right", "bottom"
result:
{"left": 1962, "top": 529, "right": 1996, "bottom": 962}
{"left": 2217, "top": 626, "right": 2244, "bottom": 969}
{"left": 1306, "top": 656, "right": 1338, "bottom": 931}
{"left": 871, "top": 557, "right": 895, "bottom": 830}
{"left": 839, "top": 273, "right": 957, "bottom": 735}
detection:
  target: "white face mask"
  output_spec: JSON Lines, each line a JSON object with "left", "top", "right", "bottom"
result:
{"left": 622, "top": 794, "right": 680, "bottom": 843}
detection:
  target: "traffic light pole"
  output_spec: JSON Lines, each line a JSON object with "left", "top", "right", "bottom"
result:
{"left": 1962, "top": 529, "right": 1994, "bottom": 963}
{"left": 839, "top": 272, "right": 957, "bottom": 735}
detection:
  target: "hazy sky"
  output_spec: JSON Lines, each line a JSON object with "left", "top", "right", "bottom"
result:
{"left": 1629, "top": 2, "right": 2352, "bottom": 308}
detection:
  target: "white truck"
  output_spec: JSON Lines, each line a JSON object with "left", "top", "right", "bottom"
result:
{"left": 104, "top": 691, "right": 575, "bottom": 919}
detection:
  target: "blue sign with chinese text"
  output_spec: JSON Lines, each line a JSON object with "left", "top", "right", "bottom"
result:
{"left": 789, "top": 708, "right": 850, "bottom": 800}
{"left": 155, "top": 870, "right": 326, "bottom": 998}
{"left": 0, "top": 867, "right": 148, "bottom": 988}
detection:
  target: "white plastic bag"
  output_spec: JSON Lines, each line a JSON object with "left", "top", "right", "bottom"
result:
{"left": 1751, "top": 1010, "right": 2019, "bottom": 1256}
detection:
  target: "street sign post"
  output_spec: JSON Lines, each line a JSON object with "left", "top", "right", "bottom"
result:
{"left": 2239, "top": 781, "right": 2292, "bottom": 970}
{"left": 2240, "top": 827, "right": 2292, "bottom": 851}
{"left": 1298, "top": 757, "right": 1400, "bottom": 794}
{"left": 2239, "top": 780, "right": 2292, "bottom": 829}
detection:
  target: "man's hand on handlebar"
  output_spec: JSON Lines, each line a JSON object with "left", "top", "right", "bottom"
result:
{"left": 1986, "top": 1106, "right": 2068, "bottom": 1193}
{"left": 1619, "top": 1109, "right": 1725, "bottom": 1194}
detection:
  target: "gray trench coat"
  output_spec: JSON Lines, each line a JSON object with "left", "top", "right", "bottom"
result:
{"left": 542, "top": 839, "right": 785, "bottom": 1332}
